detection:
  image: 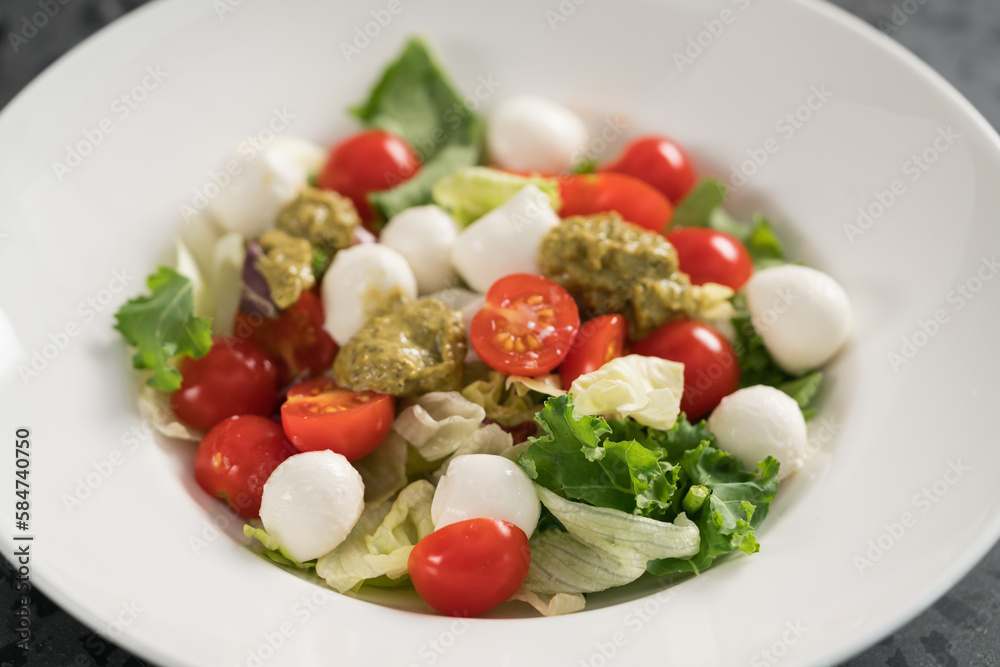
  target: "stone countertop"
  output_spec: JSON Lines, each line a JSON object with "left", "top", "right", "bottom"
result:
{"left": 1, "top": 1, "right": 999, "bottom": 665}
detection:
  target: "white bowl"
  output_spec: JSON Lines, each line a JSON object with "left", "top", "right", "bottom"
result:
{"left": 2, "top": 0, "right": 1000, "bottom": 665}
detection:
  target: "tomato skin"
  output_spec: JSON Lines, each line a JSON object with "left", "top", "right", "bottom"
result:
{"left": 631, "top": 319, "right": 740, "bottom": 421}
{"left": 602, "top": 135, "right": 697, "bottom": 204}
{"left": 318, "top": 130, "right": 420, "bottom": 224}
{"left": 559, "top": 314, "right": 628, "bottom": 388}
{"left": 471, "top": 274, "right": 580, "bottom": 377}
{"left": 280, "top": 378, "right": 394, "bottom": 461}
{"left": 233, "top": 291, "right": 337, "bottom": 386}
{"left": 666, "top": 228, "right": 754, "bottom": 291}
{"left": 171, "top": 336, "right": 278, "bottom": 431}
{"left": 408, "top": 519, "right": 531, "bottom": 617}
{"left": 194, "top": 415, "right": 297, "bottom": 519}
{"left": 559, "top": 173, "right": 673, "bottom": 233}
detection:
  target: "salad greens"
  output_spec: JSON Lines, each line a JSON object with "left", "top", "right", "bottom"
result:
{"left": 114, "top": 267, "right": 212, "bottom": 392}
{"left": 432, "top": 166, "right": 561, "bottom": 225}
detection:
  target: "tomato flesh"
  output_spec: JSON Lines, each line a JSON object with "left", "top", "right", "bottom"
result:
{"left": 171, "top": 336, "right": 278, "bottom": 431}
{"left": 318, "top": 130, "right": 420, "bottom": 225}
{"left": 280, "top": 378, "right": 394, "bottom": 461}
{"left": 193, "top": 415, "right": 297, "bottom": 519}
{"left": 233, "top": 291, "right": 337, "bottom": 386}
{"left": 631, "top": 318, "right": 740, "bottom": 420}
{"left": 559, "top": 172, "right": 673, "bottom": 233}
{"left": 408, "top": 518, "right": 531, "bottom": 617}
{"left": 471, "top": 274, "right": 580, "bottom": 377}
{"left": 602, "top": 135, "right": 697, "bottom": 204}
{"left": 558, "top": 314, "right": 628, "bottom": 388}
{"left": 666, "top": 228, "right": 753, "bottom": 291}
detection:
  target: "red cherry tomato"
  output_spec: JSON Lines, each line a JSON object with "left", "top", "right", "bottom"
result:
{"left": 318, "top": 130, "right": 420, "bottom": 224}
{"left": 602, "top": 135, "right": 697, "bottom": 204}
{"left": 471, "top": 274, "right": 580, "bottom": 377}
{"left": 631, "top": 318, "right": 739, "bottom": 421}
{"left": 171, "top": 336, "right": 278, "bottom": 431}
{"left": 233, "top": 291, "right": 337, "bottom": 386}
{"left": 559, "top": 172, "right": 674, "bottom": 233}
{"left": 280, "top": 378, "right": 394, "bottom": 461}
{"left": 558, "top": 314, "right": 628, "bottom": 388}
{"left": 408, "top": 518, "right": 531, "bottom": 617}
{"left": 666, "top": 228, "right": 754, "bottom": 291}
{"left": 193, "top": 415, "right": 297, "bottom": 519}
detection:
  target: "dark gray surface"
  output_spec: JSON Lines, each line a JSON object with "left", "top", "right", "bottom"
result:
{"left": 1, "top": 0, "right": 999, "bottom": 665}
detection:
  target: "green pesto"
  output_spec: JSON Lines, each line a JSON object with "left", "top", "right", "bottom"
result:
{"left": 277, "top": 187, "right": 360, "bottom": 256}
{"left": 256, "top": 229, "right": 315, "bottom": 310}
{"left": 333, "top": 297, "right": 467, "bottom": 397}
{"left": 539, "top": 213, "right": 723, "bottom": 338}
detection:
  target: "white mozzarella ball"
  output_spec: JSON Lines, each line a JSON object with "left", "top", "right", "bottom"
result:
{"left": 259, "top": 451, "right": 365, "bottom": 562}
{"left": 744, "top": 265, "right": 852, "bottom": 375}
{"left": 707, "top": 385, "right": 807, "bottom": 481}
{"left": 321, "top": 244, "right": 417, "bottom": 346}
{"left": 487, "top": 95, "right": 589, "bottom": 173}
{"left": 450, "top": 185, "right": 560, "bottom": 293}
{"left": 431, "top": 454, "right": 541, "bottom": 537}
{"left": 380, "top": 205, "right": 460, "bottom": 294}
{"left": 207, "top": 136, "right": 325, "bottom": 238}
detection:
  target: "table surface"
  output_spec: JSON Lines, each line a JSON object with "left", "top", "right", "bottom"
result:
{"left": 2, "top": 0, "right": 999, "bottom": 665}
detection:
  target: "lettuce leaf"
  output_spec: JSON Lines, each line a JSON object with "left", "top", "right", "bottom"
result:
{"left": 461, "top": 370, "right": 544, "bottom": 427}
{"left": 432, "top": 167, "right": 561, "bottom": 226}
{"left": 244, "top": 524, "right": 315, "bottom": 570}
{"left": 392, "top": 391, "right": 486, "bottom": 462}
{"left": 114, "top": 267, "right": 213, "bottom": 392}
{"left": 570, "top": 355, "right": 684, "bottom": 430}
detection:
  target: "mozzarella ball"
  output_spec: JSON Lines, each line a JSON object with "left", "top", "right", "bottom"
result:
{"left": 207, "top": 136, "right": 325, "bottom": 238}
{"left": 431, "top": 454, "right": 541, "bottom": 537}
{"left": 380, "top": 206, "right": 460, "bottom": 294}
{"left": 321, "top": 244, "right": 417, "bottom": 346}
{"left": 259, "top": 451, "right": 365, "bottom": 562}
{"left": 487, "top": 95, "right": 589, "bottom": 173}
{"left": 744, "top": 265, "right": 851, "bottom": 375}
{"left": 707, "top": 385, "right": 807, "bottom": 481}
{"left": 450, "top": 185, "right": 560, "bottom": 293}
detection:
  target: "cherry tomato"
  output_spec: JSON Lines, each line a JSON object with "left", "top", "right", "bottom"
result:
{"left": 280, "top": 378, "right": 394, "bottom": 461}
{"left": 559, "top": 172, "right": 674, "bottom": 233}
{"left": 233, "top": 291, "right": 337, "bottom": 386}
{"left": 558, "top": 314, "right": 628, "bottom": 388}
{"left": 408, "top": 518, "right": 531, "bottom": 617}
{"left": 193, "top": 415, "right": 297, "bottom": 519}
{"left": 602, "top": 135, "right": 697, "bottom": 204}
{"left": 631, "top": 318, "right": 739, "bottom": 421}
{"left": 171, "top": 336, "right": 278, "bottom": 431}
{"left": 666, "top": 228, "right": 754, "bottom": 291}
{"left": 471, "top": 274, "right": 580, "bottom": 377}
{"left": 318, "top": 130, "right": 420, "bottom": 224}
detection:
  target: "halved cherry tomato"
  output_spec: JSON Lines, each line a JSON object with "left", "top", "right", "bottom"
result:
{"left": 233, "top": 291, "right": 337, "bottom": 386}
{"left": 280, "top": 378, "right": 394, "bottom": 461}
{"left": 408, "top": 518, "right": 531, "bottom": 617}
{"left": 194, "top": 415, "right": 297, "bottom": 519}
{"left": 602, "top": 135, "right": 697, "bottom": 204}
{"left": 631, "top": 318, "right": 739, "bottom": 421}
{"left": 318, "top": 130, "right": 420, "bottom": 225}
{"left": 471, "top": 274, "right": 580, "bottom": 377}
{"left": 558, "top": 314, "right": 628, "bottom": 388}
{"left": 559, "top": 172, "right": 674, "bottom": 233}
{"left": 666, "top": 228, "right": 754, "bottom": 291}
{"left": 171, "top": 336, "right": 278, "bottom": 431}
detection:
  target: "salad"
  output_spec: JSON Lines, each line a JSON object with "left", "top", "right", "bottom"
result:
{"left": 113, "top": 37, "right": 851, "bottom": 618}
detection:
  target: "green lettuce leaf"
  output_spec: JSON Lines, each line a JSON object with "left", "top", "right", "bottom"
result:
{"left": 243, "top": 524, "right": 315, "bottom": 570}
{"left": 114, "top": 266, "right": 213, "bottom": 392}
{"left": 351, "top": 37, "right": 484, "bottom": 223}
{"left": 461, "top": 370, "right": 544, "bottom": 428}
{"left": 432, "top": 166, "right": 561, "bottom": 225}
